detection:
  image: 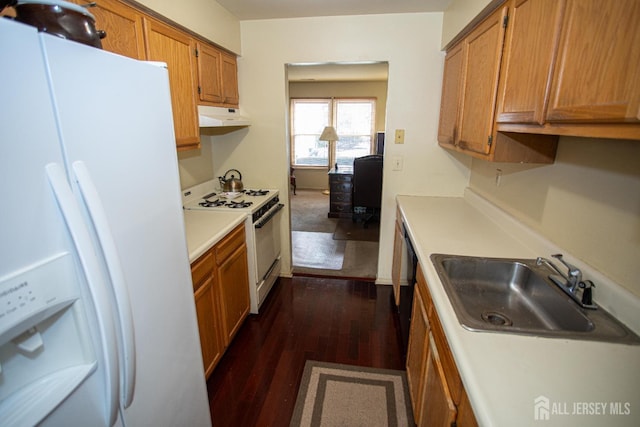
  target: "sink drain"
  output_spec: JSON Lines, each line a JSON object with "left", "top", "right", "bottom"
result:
{"left": 481, "top": 311, "right": 513, "bottom": 326}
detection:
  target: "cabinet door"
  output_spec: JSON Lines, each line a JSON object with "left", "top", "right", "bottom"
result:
{"left": 457, "top": 6, "right": 508, "bottom": 154}
{"left": 217, "top": 244, "right": 250, "bottom": 345}
{"left": 406, "top": 286, "right": 429, "bottom": 424}
{"left": 194, "top": 276, "right": 224, "bottom": 378}
{"left": 72, "top": 0, "right": 145, "bottom": 60}
{"left": 496, "top": 0, "right": 564, "bottom": 124}
{"left": 196, "top": 42, "right": 224, "bottom": 104}
{"left": 221, "top": 52, "right": 239, "bottom": 106}
{"left": 456, "top": 389, "right": 479, "bottom": 427}
{"left": 143, "top": 18, "right": 200, "bottom": 150}
{"left": 437, "top": 42, "right": 464, "bottom": 147}
{"left": 546, "top": 0, "right": 640, "bottom": 123}
{"left": 420, "top": 334, "right": 457, "bottom": 427}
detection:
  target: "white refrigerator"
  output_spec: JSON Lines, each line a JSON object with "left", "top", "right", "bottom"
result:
{"left": 0, "top": 19, "right": 212, "bottom": 427}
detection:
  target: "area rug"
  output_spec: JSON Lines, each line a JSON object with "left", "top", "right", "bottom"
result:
{"left": 290, "top": 361, "right": 414, "bottom": 427}
{"left": 292, "top": 231, "right": 345, "bottom": 270}
{"left": 333, "top": 219, "right": 380, "bottom": 242}
{"left": 291, "top": 190, "right": 337, "bottom": 233}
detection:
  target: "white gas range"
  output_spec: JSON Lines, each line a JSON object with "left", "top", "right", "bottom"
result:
{"left": 182, "top": 180, "right": 283, "bottom": 313}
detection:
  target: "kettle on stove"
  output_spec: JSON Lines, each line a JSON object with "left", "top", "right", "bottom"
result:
{"left": 218, "top": 169, "right": 244, "bottom": 192}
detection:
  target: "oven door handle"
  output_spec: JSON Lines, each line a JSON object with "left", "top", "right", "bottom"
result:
{"left": 255, "top": 203, "right": 284, "bottom": 228}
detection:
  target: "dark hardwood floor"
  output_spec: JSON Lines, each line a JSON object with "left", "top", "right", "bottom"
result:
{"left": 206, "top": 276, "right": 405, "bottom": 427}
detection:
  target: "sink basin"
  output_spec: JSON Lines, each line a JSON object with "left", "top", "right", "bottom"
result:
{"left": 430, "top": 254, "right": 640, "bottom": 344}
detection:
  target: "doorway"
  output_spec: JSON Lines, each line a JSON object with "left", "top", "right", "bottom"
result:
{"left": 287, "top": 62, "right": 389, "bottom": 279}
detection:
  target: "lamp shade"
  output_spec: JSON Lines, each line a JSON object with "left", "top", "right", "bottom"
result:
{"left": 319, "top": 126, "right": 339, "bottom": 141}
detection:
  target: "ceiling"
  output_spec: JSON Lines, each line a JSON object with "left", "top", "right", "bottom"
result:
{"left": 216, "top": 0, "right": 452, "bottom": 20}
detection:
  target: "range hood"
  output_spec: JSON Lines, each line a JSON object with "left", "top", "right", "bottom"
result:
{"left": 198, "top": 105, "right": 251, "bottom": 127}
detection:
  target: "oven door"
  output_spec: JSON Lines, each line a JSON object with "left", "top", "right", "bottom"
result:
{"left": 254, "top": 203, "right": 284, "bottom": 303}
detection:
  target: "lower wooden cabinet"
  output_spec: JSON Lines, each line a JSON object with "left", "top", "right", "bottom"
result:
{"left": 407, "top": 264, "right": 478, "bottom": 427}
{"left": 190, "top": 223, "right": 250, "bottom": 378}
{"left": 191, "top": 250, "right": 223, "bottom": 378}
{"left": 423, "top": 334, "right": 457, "bottom": 426}
{"left": 214, "top": 223, "right": 250, "bottom": 345}
{"left": 406, "top": 282, "right": 430, "bottom": 423}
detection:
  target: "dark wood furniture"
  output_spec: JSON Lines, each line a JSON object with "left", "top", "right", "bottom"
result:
{"left": 327, "top": 167, "right": 353, "bottom": 218}
{"left": 290, "top": 167, "right": 296, "bottom": 195}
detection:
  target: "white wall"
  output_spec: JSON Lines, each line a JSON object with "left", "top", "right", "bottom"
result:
{"left": 470, "top": 138, "right": 640, "bottom": 297}
{"left": 441, "top": 0, "right": 493, "bottom": 47}
{"left": 136, "top": 0, "right": 241, "bottom": 53}
{"left": 227, "top": 13, "right": 469, "bottom": 281}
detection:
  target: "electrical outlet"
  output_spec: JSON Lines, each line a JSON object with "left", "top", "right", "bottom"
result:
{"left": 394, "top": 129, "right": 405, "bottom": 144}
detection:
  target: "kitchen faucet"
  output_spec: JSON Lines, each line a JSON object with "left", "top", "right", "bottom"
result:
{"left": 536, "top": 254, "right": 597, "bottom": 309}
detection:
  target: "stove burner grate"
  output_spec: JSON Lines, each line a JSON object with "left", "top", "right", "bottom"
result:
{"left": 199, "top": 199, "right": 226, "bottom": 207}
{"left": 227, "top": 200, "right": 253, "bottom": 208}
{"left": 244, "top": 189, "right": 269, "bottom": 197}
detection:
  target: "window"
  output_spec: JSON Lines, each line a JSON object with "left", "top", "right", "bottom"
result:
{"left": 291, "top": 98, "right": 376, "bottom": 168}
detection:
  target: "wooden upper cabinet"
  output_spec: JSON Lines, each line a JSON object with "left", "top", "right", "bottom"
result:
{"left": 143, "top": 18, "right": 200, "bottom": 150}
{"left": 546, "top": 0, "right": 640, "bottom": 124}
{"left": 438, "top": 0, "right": 558, "bottom": 163}
{"left": 196, "top": 42, "right": 224, "bottom": 104}
{"left": 196, "top": 43, "right": 240, "bottom": 107}
{"left": 437, "top": 42, "right": 465, "bottom": 147}
{"left": 496, "top": 0, "right": 563, "bottom": 125}
{"left": 456, "top": 5, "right": 508, "bottom": 155}
{"left": 221, "top": 52, "right": 240, "bottom": 106}
{"left": 72, "top": 0, "right": 145, "bottom": 60}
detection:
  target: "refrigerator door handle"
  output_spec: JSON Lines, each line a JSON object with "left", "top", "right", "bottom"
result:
{"left": 45, "top": 163, "right": 119, "bottom": 426}
{"left": 72, "top": 160, "right": 137, "bottom": 410}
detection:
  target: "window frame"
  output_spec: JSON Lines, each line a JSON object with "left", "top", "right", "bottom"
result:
{"left": 290, "top": 97, "right": 377, "bottom": 169}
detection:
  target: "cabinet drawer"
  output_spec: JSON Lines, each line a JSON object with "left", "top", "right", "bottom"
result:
{"left": 331, "top": 183, "right": 352, "bottom": 193}
{"left": 331, "top": 192, "right": 352, "bottom": 203}
{"left": 331, "top": 174, "right": 352, "bottom": 183}
{"left": 330, "top": 202, "right": 352, "bottom": 213}
{"left": 191, "top": 250, "right": 214, "bottom": 292}
{"left": 215, "top": 223, "right": 245, "bottom": 265}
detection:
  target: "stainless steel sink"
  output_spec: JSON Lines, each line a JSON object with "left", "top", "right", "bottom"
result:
{"left": 430, "top": 254, "right": 640, "bottom": 344}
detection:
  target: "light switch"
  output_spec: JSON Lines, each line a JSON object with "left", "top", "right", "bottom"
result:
{"left": 394, "top": 129, "right": 405, "bottom": 144}
{"left": 392, "top": 156, "right": 403, "bottom": 171}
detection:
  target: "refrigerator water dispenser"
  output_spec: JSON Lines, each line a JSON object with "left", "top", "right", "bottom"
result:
{"left": 0, "top": 253, "right": 98, "bottom": 426}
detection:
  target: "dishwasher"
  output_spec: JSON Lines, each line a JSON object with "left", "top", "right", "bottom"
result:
{"left": 398, "top": 222, "right": 418, "bottom": 355}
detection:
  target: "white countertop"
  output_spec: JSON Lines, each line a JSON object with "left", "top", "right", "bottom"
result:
{"left": 182, "top": 209, "right": 246, "bottom": 262}
{"left": 397, "top": 190, "right": 640, "bottom": 427}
